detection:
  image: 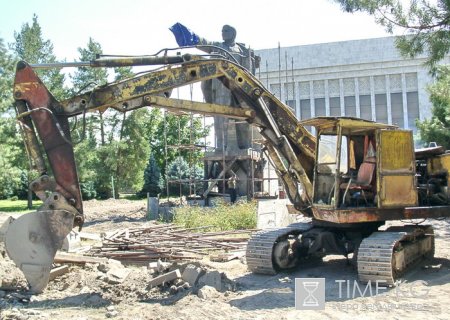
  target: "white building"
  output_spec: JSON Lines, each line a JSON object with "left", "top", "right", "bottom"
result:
{"left": 256, "top": 36, "right": 449, "bottom": 134}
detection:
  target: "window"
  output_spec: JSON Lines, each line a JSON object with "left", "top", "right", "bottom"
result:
{"left": 317, "top": 135, "right": 348, "bottom": 174}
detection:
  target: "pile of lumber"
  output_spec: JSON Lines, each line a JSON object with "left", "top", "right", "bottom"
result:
{"left": 87, "top": 223, "right": 255, "bottom": 265}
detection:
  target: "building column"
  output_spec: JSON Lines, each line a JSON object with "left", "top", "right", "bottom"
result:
{"left": 355, "top": 78, "right": 361, "bottom": 118}
{"left": 309, "top": 80, "right": 315, "bottom": 135}
{"left": 295, "top": 81, "right": 300, "bottom": 119}
{"left": 325, "top": 79, "right": 330, "bottom": 116}
{"left": 339, "top": 79, "right": 345, "bottom": 116}
{"left": 401, "top": 73, "right": 409, "bottom": 128}
{"left": 417, "top": 69, "right": 433, "bottom": 120}
{"left": 309, "top": 80, "right": 315, "bottom": 117}
{"left": 370, "top": 76, "right": 376, "bottom": 121}
{"left": 385, "top": 75, "right": 392, "bottom": 125}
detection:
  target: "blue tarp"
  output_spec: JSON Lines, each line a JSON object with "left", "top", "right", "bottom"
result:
{"left": 169, "top": 22, "right": 200, "bottom": 46}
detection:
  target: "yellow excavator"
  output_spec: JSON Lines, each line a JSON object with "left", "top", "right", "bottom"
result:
{"left": 1, "top": 48, "right": 449, "bottom": 293}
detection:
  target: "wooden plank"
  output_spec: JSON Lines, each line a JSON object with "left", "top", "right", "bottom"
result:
{"left": 54, "top": 252, "right": 108, "bottom": 264}
{"left": 78, "top": 232, "right": 102, "bottom": 241}
{"left": 210, "top": 251, "right": 245, "bottom": 262}
{"left": 202, "top": 158, "right": 237, "bottom": 198}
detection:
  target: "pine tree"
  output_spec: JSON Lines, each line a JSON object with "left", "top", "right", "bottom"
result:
{"left": 140, "top": 154, "right": 163, "bottom": 197}
{"left": 12, "top": 14, "right": 67, "bottom": 99}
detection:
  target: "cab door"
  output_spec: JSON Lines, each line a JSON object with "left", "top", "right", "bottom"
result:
{"left": 377, "top": 130, "right": 418, "bottom": 208}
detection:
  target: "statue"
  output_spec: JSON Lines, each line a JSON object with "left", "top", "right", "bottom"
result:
{"left": 170, "top": 23, "right": 260, "bottom": 151}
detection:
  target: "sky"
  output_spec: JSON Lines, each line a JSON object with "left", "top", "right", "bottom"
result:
{"left": 0, "top": 0, "right": 395, "bottom": 62}
{"left": 0, "top": 0, "right": 399, "bottom": 145}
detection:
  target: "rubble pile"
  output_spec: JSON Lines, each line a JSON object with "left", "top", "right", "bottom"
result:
{"left": 87, "top": 223, "right": 251, "bottom": 265}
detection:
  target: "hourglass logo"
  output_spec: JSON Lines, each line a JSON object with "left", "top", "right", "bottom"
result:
{"left": 295, "top": 278, "right": 325, "bottom": 310}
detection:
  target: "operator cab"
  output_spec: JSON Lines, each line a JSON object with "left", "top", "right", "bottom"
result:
{"left": 300, "top": 117, "right": 418, "bottom": 211}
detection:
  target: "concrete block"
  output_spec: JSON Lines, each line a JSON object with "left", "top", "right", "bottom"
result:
{"left": 98, "top": 259, "right": 123, "bottom": 273}
{"left": 157, "top": 259, "right": 171, "bottom": 273}
{"left": 197, "top": 285, "right": 219, "bottom": 299}
{"left": 106, "top": 266, "right": 131, "bottom": 284}
{"left": 148, "top": 269, "right": 181, "bottom": 287}
{"left": 61, "top": 230, "right": 81, "bottom": 252}
{"left": 198, "top": 270, "right": 222, "bottom": 292}
{"left": 257, "top": 199, "right": 297, "bottom": 229}
{"left": 49, "top": 265, "right": 69, "bottom": 281}
{"left": 181, "top": 264, "right": 204, "bottom": 286}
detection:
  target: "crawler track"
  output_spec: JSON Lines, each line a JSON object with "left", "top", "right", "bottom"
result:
{"left": 357, "top": 226, "right": 434, "bottom": 286}
{"left": 246, "top": 222, "right": 312, "bottom": 274}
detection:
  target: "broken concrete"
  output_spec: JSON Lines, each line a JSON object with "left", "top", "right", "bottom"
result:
{"left": 157, "top": 259, "right": 171, "bottom": 273}
{"left": 148, "top": 269, "right": 181, "bottom": 287}
{"left": 181, "top": 264, "right": 204, "bottom": 286}
{"left": 98, "top": 259, "right": 123, "bottom": 273}
{"left": 198, "top": 270, "right": 222, "bottom": 292}
{"left": 197, "top": 285, "right": 219, "bottom": 300}
{"left": 49, "top": 265, "right": 69, "bottom": 281}
{"left": 106, "top": 265, "right": 131, "bottom": 284}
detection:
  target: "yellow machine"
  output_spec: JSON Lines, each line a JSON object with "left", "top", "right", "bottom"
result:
{"left": 2, "top": 49, "right": 449, "bottom": 292}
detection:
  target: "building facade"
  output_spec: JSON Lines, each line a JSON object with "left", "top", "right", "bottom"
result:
{"left": 256, "top": 36, "right": 449, "bottom": 134}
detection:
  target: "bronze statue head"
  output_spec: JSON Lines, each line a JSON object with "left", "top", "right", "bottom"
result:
{"left": 222, "top": 25, "right": 237, "bottom": 44}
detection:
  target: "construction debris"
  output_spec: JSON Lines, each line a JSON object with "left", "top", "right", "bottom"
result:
{"left": 181, "top": 264, "right": 205, "bottom": 286}
{"left": 148, "top": 269, "right": 181, "bottom": 287}
{"left": 198, "top": 270, "right": 223, "bottom": 292}
{"left": 49, "top": 265, "right": 69, "bottom": 281}
{"left": 197, "top": 285, "right": 219, "bottom": 300}
{"left": 55, "top": 252, "right": 108, "bottom": 265}
{"left": 87, "top": 223, "right": 252, "bottom": 265}
{"left": 210, "top": 250, "right": 246, "bottom": 262}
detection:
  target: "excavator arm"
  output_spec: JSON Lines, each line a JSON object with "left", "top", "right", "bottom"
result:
{"left": 4, "top": 52, "right": 317, "bottom": 292}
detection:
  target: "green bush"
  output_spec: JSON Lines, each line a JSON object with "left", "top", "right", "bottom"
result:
{"left": 173, "top": 200, "right": 257, "bottom": 231}
{"left": 80, "top": 180, "right": 97, "bottom": 200}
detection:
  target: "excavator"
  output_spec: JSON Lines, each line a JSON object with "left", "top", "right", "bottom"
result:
{"left": 1, "top": 47, "right": 449, "bottom": 293}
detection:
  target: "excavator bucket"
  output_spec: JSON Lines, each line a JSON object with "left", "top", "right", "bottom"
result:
{"left": 2, "top": 210, "right": 74, "bottom": 293}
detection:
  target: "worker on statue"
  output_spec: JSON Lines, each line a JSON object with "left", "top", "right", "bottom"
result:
{"left": 170, "top": 23, "right": 260, "bottom": 151}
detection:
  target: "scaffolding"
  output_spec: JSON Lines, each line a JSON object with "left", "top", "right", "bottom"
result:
{"left": 163, "top": 107, "right": 280, "bottom": 205}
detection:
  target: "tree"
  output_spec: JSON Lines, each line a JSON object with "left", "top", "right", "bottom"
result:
{"left": 416, "top": 66, "right": 450, "bottom": 149}
{"left": 71, "top": 38, "right": 112, "bottom": 197}
{"left": 153, "top": 112, "right": 210, "bottom": 176}
{"left": 0, "top": 37, "right": 29, "bottom": 199}
{"left": 12, "top": 14, "right": 67, "bottom": 99}
{"left": 139, "top": 154, "right": 163, "bottom": 197}
{"left": 167, "top": 156, "right": 203, "bottom": 196}
{"left": 0, "top": 38, "right": 15, "bottom": 114}
{"left": 333, "top": 0, "right": 450, "bottom": 69}
{"left": 72, "top": 37, "right": 108, "bottom": 93}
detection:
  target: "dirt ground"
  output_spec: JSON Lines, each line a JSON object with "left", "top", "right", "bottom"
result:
{"left": 1, "top": 199, "right": 450, "bottom": 320}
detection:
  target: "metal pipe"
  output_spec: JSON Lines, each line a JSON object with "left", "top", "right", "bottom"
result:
{"left": 29, "top": 55, "right": 191, "bottom": 69}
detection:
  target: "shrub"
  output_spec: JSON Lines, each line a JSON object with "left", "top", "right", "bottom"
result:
{"left": 80, "top": 180, "right": 97, "bottom": 200}
{"left": 173, "top": 200, "right": 257, "bottom": 231}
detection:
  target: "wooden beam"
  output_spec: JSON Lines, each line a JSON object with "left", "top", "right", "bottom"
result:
{"left": 202, "top": 158, "right": 237, "bottom": 198}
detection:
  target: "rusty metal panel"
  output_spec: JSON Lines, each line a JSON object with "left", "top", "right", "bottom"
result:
{"left": 379, "top": 130, "right": 414, "bottom": 172}
{"left": 312, "top": 205, "right": 450, "bottom": 224}
{"left": 377, "top": 130, "right": 417, "bottom": 208}
{"left": 428, "top": 153, "right": 450, "bottom": 190}
{"left": 380, "top": 175, "right": 417, "bottom": 207}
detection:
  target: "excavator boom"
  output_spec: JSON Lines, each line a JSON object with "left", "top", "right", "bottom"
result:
{"left": 4, "top": 53, "right": 317, "bottom": 292}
